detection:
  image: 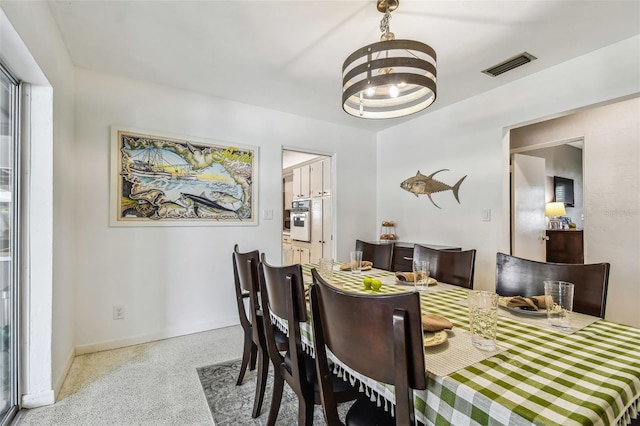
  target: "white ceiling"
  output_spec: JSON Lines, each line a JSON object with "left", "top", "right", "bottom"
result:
{"left": 46, "top": 1, "right": 640, "bottom": 132}
{"left": 282, "top": 150, "right": 322, "bottom": 170}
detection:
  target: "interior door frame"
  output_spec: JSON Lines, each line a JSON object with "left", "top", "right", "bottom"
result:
{"left": 509, "top": 136, "right": 585, "bottom": 258}
{"left": 281, "top": 147, "right": 336, "bottom": 262}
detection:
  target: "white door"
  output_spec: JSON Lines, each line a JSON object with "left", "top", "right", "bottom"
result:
{"left": 512, "top": 153, "right": 547, "bottom": 261}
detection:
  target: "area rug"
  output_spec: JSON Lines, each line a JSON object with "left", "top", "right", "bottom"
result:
{"left": 197, "top": 359, "right": 351, "bottom": 425}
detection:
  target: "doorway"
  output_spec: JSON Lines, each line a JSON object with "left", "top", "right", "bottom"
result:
{"left": 510, "top": 137, "right": 584, "bottom": 261}
{"left": 282, "top": 149, "right": 333, "bottom": 265}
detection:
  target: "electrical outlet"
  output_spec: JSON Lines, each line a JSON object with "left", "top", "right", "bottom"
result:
{"left": 113, "top": 305, "right": 125, "bottom": 320}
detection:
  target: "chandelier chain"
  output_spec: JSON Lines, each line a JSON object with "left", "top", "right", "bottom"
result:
{"left": 379, "top": 5, "right": 391, "bottom": 36}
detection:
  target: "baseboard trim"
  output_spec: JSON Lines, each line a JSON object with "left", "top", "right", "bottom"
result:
{"left": 21, "top": 389, "right": 55, "bottom": 408}
{"left": 52, "top": 347, "right": 75, "bottom": 401}
{"left": 74, "top": 318, "right": 238, "bottom": 355}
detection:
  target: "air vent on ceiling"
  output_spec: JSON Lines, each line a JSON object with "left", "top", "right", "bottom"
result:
{"left": 482, "top": 52, "right": 537, "bottom": 77}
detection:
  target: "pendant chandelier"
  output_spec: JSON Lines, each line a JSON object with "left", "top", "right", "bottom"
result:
{"left": 342, "top": 0, "right": 437, "bottom": 119}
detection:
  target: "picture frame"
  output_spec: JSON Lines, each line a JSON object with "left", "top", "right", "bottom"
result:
{"left": 110, "top": 126, "right": 258, "bottom": 227}
{"left": 553, "top": 176, "right": 574, "bottom": 207}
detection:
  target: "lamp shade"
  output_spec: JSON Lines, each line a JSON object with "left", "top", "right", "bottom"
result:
{"left": 341, "top": 0, "right": 437, "bottom": 119}
{"left": 342, "top": 40, "right": 437, "bottom": 119}
{"left": 545, "top": 202, "right": 566, "bottom": 217}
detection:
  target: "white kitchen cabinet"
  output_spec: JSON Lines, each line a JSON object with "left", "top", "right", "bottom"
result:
{"left": 310, "top": 199, "right": 323, "bottom": 263}
{"left": 292, "top": 164, "right": 310, "bottom": 199}
{"left": 310, "top": 158, "right": 331, "bottom": 198}
{"left": 283, "top": 175, "right": 293, "bottom": 209}
{"left": 321, "top": 197, "right": 332, "bottom": 258}
{"left": 292, "top": 244, "right": 310, "bottom": 264}
{"left": 310, "top": 161, "right": 323, "bottom": 198}
{"left": 321, "top": 158, "right": 331, "bottom": 197}
{"left": 310, "top": 198, "right": 332, "bottom": 263}
{"left": 282, "top": 233, "right": 293, "bottom": 265}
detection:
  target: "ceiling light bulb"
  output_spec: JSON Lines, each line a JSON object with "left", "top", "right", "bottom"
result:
{"left": 389, "top": 85, "right": 399, "bottom": 98}
{"left": 366, "top": 86, "right": 375, "bottom": 97}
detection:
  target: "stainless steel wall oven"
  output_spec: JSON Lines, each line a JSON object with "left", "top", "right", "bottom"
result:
{"left": 290, "top": 200, "right": 310, "bottom": 242}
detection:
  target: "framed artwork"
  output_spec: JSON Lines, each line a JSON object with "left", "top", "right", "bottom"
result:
{"left": 110, "top": 126, "right": 258, "bottom": 226}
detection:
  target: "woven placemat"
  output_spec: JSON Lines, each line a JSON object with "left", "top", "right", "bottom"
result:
{"left": 454, "top": 299, "right": 600, "bottom": 334}
{"left": 423, "top": 329, "right": 506, "bottom": 377}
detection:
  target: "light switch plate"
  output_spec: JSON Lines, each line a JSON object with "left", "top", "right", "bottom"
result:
{"left": 482, "top": 209, "right": 491, "bottom": 222}
{"left": 263, "top": 209, "right": 273, "bottom": 220}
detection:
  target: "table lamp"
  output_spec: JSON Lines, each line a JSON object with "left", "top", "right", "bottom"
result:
{"left": 545, "top": 202, "right": 566, "bottom": 229}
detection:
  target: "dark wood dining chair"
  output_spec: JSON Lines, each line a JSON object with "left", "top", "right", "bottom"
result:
{"left": 355, "top": 239, "right": 394, "bottom": 270}
{"left": 413, "top": 244, "right": 476, "bottom": 289}
{"left": 495, "top": 252, "right": 610, "bottom": 318}
{"left": 232, "top": 245, "right": 287, "bottom": 418}
{"left": 310, "top": 268, "right": 427, "bottom": 425}
{"left": 259, "top": 256, "right": 359, "bottom": 426}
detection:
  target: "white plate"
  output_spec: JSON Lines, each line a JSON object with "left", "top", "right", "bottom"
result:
{"left": 498, "top": 296, "right": 561, "bottom": 316}
{"left": 499, "top": 305, "right": 547, "bottom": 316}
{"left": 395, "top": 277, "right": 437, "bottom": 286}
{"left": 424, "top": 330, "right": 448, "bottom": 347}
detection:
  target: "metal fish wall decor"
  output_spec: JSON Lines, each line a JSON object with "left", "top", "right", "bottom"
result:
{"left": 400, "top": 169, "right": 467, "bottom": 209}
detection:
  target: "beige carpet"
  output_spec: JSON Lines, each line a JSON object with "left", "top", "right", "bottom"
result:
{"left": 15, "top": 326, "right": 242, "bottom": 425}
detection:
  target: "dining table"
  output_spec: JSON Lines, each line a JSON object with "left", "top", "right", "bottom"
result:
{"left": 268, "top": 263, "right": 640, "bottom": 426}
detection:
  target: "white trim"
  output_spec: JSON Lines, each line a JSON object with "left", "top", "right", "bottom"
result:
{"left": 21, "top": 390, "right": 54, "bottom": 409}
{"left": 53, "top": 347, "right": 75, "bottom": 401}
{"left": 509, "top": 136, "right": 584, "bottom": 154}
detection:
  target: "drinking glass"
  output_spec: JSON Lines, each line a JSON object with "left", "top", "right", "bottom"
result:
{"left": 544, "top": 280, "right": 574, "bottom": 330}
{"left": 349, "top": 251, "right": 362, "bottom": 274}
{"left": 319, "top": 258, "right": 334, "bottom": 282}
{"left": 412, "top": 260, "right": 430, "bottom": 291}
{"left": 468, "top": 290, "right": 499, "bottom": 351}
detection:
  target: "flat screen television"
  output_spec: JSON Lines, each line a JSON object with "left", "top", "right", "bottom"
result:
{"left": 554, "top": 176, "right": 574, "bottom": 207}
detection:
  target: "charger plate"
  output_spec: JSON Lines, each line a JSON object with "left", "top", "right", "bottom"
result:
{"left": 424, "top": 330, "right": 448, "bottom": 347}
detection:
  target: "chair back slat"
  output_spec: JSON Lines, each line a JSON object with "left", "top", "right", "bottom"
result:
{"left": 495, "top": 252, "right": 610, "bottom": 318}
{"left": 259, "top": 261, "right": 308, "bottom": 323}
{"left": 356, "top": 239, "right": 394, "bottom": 271}
{"left": 233, "top": 245, "right": 261, "bottom": 325}
{"left": 413, "top": 244, "right": 476, "bottom": 289}
{"left": 259, "top": 257, "right": 310, "bottom": 388}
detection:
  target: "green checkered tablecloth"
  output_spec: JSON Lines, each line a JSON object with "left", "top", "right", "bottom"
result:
{"left": 287, "top": 264, "right": 640, "bottom": 426}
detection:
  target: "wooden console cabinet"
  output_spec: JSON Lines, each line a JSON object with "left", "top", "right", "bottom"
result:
{"left": 546, "top": 230, "right": 583, "bottom": 264}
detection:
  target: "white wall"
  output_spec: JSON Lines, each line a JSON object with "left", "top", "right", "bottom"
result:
{"left": 377, "top": 36, "right": 640, "bottom": 327}
{"left": 1, "top": 1, "right": 75, "bottom": 404}
{"left": 73, "top": 68, "right": 377, "bottom": 353}
{"left": 509, "top": 98, "right": 640, "bottom": 327}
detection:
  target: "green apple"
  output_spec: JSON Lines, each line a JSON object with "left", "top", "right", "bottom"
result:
{"left": 371, "top": 279, "right": 382, "bottom": 291}
{"left": 363, "top": 277, "right": 373, "bottom": 290}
